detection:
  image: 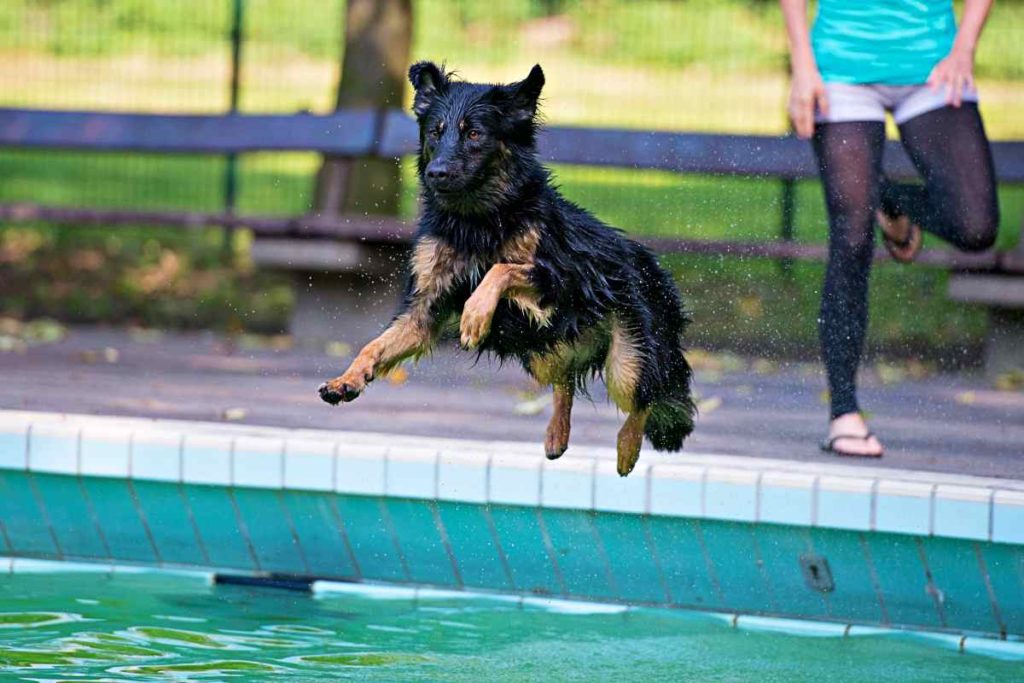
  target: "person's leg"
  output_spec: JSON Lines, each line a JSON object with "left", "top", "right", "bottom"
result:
{"left": 813, "top": 121, "right": 887, "bottom": 455}
{"left": 882, "top": 103, "right": 1000, "bottom": 252}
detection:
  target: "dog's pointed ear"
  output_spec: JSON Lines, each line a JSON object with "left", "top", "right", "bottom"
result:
{"left": 505, "top": 64, "right": 545, "bottom": 122}
{"left": 409, "top": 61, "right": 448, "bottom": 118}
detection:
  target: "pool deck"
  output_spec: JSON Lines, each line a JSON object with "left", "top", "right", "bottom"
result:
{"left": 2, "top": 326, "right": 1021, "bottom": 480}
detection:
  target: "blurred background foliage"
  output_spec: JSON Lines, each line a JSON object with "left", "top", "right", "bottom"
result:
{"left": 0, "top": 0, "right": 1022, "bottom": 358}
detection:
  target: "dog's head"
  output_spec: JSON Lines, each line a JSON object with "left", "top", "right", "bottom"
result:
{"left": 408, "top": 62, "right": 544, "bottom": 211}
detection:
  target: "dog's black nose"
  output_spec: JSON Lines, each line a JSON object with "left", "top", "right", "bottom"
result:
{"left": 426, "top": 160, "right": 449, "bottom": 180}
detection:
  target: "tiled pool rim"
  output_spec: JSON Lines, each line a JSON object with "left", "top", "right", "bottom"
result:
{"left": 1, "top": 409, "right": 1022, "bottom": 641}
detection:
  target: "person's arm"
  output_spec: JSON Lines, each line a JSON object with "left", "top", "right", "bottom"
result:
{"left": 928, "top": 0, "right": 994, "bottom": 106}
{"left": 780, "top": 0, "right": 828, "bottom": 138}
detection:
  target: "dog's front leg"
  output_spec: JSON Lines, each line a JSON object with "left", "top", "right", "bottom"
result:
{"left": 460, "top": 263, "right": 534, "bottom": 348}
{"left": 319, "top": 313, "right": 432, "bottom": 404}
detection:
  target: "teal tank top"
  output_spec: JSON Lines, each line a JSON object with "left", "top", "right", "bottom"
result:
{"left": 812, "top": 0, "right": 957, "bottom": 85}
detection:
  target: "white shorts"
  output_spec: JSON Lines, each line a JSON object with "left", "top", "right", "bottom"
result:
{"left": 815, "top": 82, "right": 979, "bottom": 126}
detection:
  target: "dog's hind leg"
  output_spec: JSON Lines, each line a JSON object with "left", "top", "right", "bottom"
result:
{"left": 544, "top": 384, "right": 573, "bottom": 460}
{"left": 604, "top": 316, "right": 650, "bottom": 476}
{"left": 617, "top": 408, "right": 650, "bottom": 477}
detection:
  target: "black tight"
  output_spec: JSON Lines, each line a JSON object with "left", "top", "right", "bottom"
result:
{"left": 813, "top": 103, "right": 1000, "bottom": 419}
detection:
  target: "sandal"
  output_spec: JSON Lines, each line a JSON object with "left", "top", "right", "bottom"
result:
{"left": 820, "top": 432, "right": 884, "bottom": 458}
{"left": 876, "top": 209, "right": 922, "bottom": 264}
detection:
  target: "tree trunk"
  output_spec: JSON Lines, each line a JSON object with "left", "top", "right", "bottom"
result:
{"left": 313, "top": 0, "right": 412, "bottom": 217}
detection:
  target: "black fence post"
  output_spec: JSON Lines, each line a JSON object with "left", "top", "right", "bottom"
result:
{"left": 222, "top": 0, "right": 244, "bottom": 262}
{"left": 779, "top": 176, "right": 796, "bottom": 278}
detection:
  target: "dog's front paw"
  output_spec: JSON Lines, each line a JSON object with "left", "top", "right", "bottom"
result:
{"left": 460, "top": 293, "right": 497, "bottom": 349}
{"left": 318, "top": 367, "right": 371, "bottom": 405}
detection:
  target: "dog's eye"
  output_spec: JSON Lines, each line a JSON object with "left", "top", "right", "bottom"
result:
{"left": 467, "top": 129, "right": 480, "bottom": 141}
{"left": 428, "top": 128, "right": 441, "bottom": 140}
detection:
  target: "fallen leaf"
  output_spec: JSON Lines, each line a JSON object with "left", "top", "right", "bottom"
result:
{"left": 129, "top": 327, "right": 164, "bottom": 343}
{"left": 955, "top": 391, "right": 976, "bottom": 405}
{"left": 22, "top": 318, "right": 65, "bottom": 344}
{"left": 103, "top": 347, "right": 120, "bottom": 364}
{"left": 386, "top": 366, "right": 409, "bottom": 386}
{"left": 697, "top": 396, "right": 722, "bottom": 414}
{"left": 221, "top": 407, "right": 248, "bottom": 421}
{"left": 325, "top": 341, "right": 352, "bottom": 358}
{"left": 514, "top": 393, "right": 552, "bottom": 416}
{"left": 994, "top": 370, "right": 1024, "bottom": 392}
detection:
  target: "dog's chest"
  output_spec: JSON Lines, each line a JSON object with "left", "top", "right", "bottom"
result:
{"left": 411, "top": 228, "right": 541, "bottom": 300}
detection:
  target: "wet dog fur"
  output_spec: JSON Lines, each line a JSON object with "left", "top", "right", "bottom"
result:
{"left": 318, "top": 62, "right": 695, "bottom": 476}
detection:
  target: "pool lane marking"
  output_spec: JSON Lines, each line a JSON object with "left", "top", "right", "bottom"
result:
{"left": 326, "top": 493, "right": 362, "bottom": 581}
{"left": 480, "top": 505, "right": 516, "bottom": 592}
{"left": 914, "top": 537, "right": 948, "bottom": 628}
{"left": 377, "top": 497, "right": 414, "bottom": 584}
{"left": 535, "top": 507, "right": 568, "bottom": 597}
{"left": 24, "top": 424, "right": 65, "bottom": 559}
{"left": 430, "top": 500, "right": 465, "bottom": 590}
{"left": 692, "top": 519, "right": 725, "bottom": 607}
{"left": 177, "top": 431, "right": 212, "bottom": 567}
{"left": 277, "top": 489, "right": 312, "bottom": 576}
{"left": 640, "top": 462, "right": 673, "bottom": 606}
{"left": 126, "top": 432, "right": 165, "bottom": 566}
{"left": 858, "top": 533, "right": 890, "bottom": 625}
{"left": 225, "top": 437, "right": 263, "bottom": 573}
{"left": 973, "top": 542, "right": 1007, "bottom": 638}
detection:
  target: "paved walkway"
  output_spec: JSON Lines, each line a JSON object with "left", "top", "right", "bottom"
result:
{"left": 2, "top": 327, "right": 1021, "bottom": 479}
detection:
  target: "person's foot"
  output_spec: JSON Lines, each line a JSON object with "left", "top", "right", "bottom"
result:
{"left": 821, "top": 412, "right": 884, "bottom": 458}
{"left": 876, "top": 209, "right": 922, "bottom": 264}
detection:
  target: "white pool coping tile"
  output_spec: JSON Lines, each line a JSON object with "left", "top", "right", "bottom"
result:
{"left": 758, "top": 471, "right": 816, "bottom": 526}
{"left": 385, "top": 446, "right": 438, "bottom": 500}
{"left": 489, "top": 452, "right": 542, "bottom": 507}
{"left": 704, "top": 467, "right": 759, "bottom": 522}
{"left": 79, "top": 425, "right": 133, "bottom": 479}
{"left": 874, "top": 480, "right": 934, "bottom": 535}
{"left": 816, "top": 476, "right": 874, "bottom": 531}
{"left": 0, "top": 414, "right": 29, "bottom": 470}
{"left": 992, "top": 490, "right": 1024, "bottom": 544}
{"left": 231, "top": 436, "right": 284, "bottom": 489}
{"left": 437, "top": 449, "right": 490, "bottom": 504}
{"left": 594, "top": 461, "right": 648, "bottom": 514}
{"left": 933, "top": 484, "right": 992, "bottom": 541}
{"left": 283, "top": 438, "right": 336, "bottom": 492}
{"left": 27, "top": 422, "right": 80, "bottom": 475}
{"left": 541, "top": 457, "right": 594, "bottom": 510}
{"left": 181, "top": 434, "right": 233, "bottom": 486}
{"left": 129, "top": 428, "right": 183, "bottom": 482}
{"left": 2, "top": 409, "right": 1023, "bottom": 546}
{"left": 335, "top": 442, "right": 388, "bottom": 497}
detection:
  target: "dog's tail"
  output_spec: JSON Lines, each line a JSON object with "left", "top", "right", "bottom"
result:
{"left": 644, "top": 398, "right": 695, "bottom": 452}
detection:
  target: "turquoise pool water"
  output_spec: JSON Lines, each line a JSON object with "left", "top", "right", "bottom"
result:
{"left": 0, "top": 570, "right": 1019, "bottom": 682}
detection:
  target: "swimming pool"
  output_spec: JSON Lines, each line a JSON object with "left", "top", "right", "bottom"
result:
{"left": 1, "top": 409, "right": 1022, "bottom": 679}
{"left": 1, "top": 567, "right": 1021, "bottom": 682}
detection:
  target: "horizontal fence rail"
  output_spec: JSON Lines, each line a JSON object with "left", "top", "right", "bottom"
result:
{"left": 5, "top": 107, "right": 1024, "bottom": 180}
{"left": 1, "top": 202, "right": 1014, "bottom": 271}
{"left": 0, "top": 106, "right": 1022, "bottom": 272}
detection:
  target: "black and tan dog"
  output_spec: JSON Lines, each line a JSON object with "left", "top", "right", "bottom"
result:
{"left": 318, "top": 63, "right": 695, "bottom": 476}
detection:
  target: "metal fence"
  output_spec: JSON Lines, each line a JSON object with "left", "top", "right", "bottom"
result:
{"left": 0, "top": 0, "right": 1022, "bottom": 233}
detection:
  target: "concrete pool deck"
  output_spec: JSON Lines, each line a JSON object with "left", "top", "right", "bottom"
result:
{"left": 0, "top": 326, "right": 1021, "bottom": 480}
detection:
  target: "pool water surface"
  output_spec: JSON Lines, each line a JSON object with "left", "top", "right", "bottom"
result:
{"left": 0, "top": 570, "right": 1020, "bottom": 682}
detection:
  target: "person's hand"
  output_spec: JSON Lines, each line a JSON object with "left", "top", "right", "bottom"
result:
{"left": 788, "top": 62, "right": 828, "bottom": 139}
{"left": 927, "top": 47, "right": 976, "bottom": 107}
